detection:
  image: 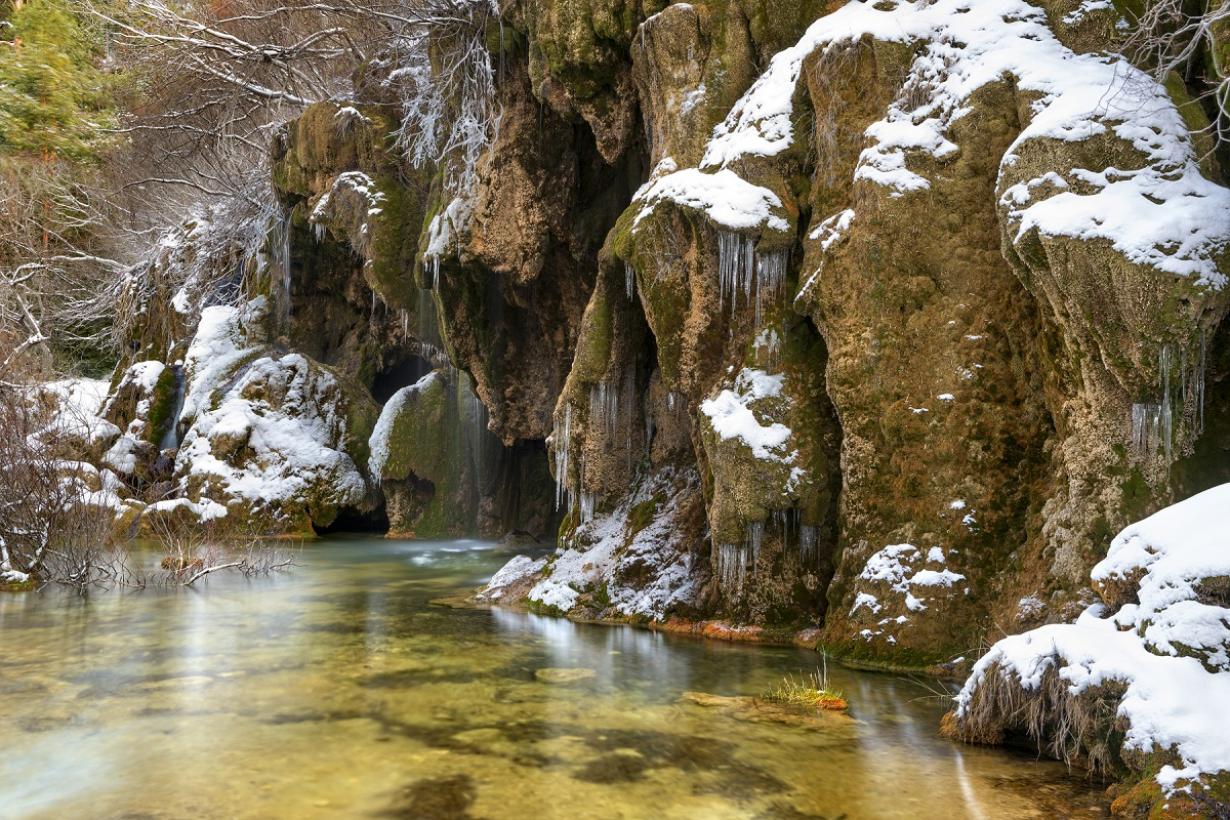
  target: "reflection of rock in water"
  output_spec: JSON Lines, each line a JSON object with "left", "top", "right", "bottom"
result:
{"left": 377, "top": 773, "right": 478, "bottom": 819}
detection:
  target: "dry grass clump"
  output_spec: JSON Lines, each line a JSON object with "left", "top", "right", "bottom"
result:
{"left": 946, "top": 658, "right": 1127, "bottom": 777}
{"left": 760, "top": 668, "right": 848, "bottom": 711}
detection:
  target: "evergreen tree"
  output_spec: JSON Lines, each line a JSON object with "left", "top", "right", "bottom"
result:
{"left": 0, "top": 0, "right": 116, "bottom": 163}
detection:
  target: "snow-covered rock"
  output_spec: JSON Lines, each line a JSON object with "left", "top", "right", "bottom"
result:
{"left": 953, "top": 484, "right": 1230, "bottom": 805}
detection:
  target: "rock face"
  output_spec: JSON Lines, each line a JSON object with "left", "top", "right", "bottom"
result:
{"left": 97, "top": 0, "right": 1230, "bottom": 635}
{"left": 81, "top": 0, "right": 1230, "bottom": 803}
{"left": 76, "top": 0, "right": 1230, "bottom": 808}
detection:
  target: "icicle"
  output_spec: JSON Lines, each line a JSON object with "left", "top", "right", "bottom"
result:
{"left": 588, "top": 378, "right": 622, "bottom": 438}
{"left": 625, "top": 262, "right": 636, "bottom": 302}
{"left": 754, "top": 250, "right": 788, "bottom": 328}
{"left": 799, "top": 525, "right": 819, "bottom": 566}
{"left": 1160, "top": 343, "right": 1173, "bottom": 462}
{"left": 717, "top": 543, "right": 749, "bottom": 595}
{"left": 580, "top": 492, "right": 596, "bottom": 523}
{"left": 1130, "top": 338, "right": 1210, "bottom": 463}
{"left": 717, "top": 231, "right": 755, "bottom": 311}
{"left": 746, "top": 521, "right": 765, "bottom": 562}
{"left": 716, "top": 232, "right": 788, "bottom": 326}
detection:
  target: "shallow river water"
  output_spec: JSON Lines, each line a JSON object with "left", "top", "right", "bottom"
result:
{"left": 0, "top": 537, "right": 1108, "bottom": 819}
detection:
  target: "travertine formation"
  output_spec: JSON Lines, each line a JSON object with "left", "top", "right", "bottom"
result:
{"left": 72, "top": 0, "right": 1230, "bottom": 808}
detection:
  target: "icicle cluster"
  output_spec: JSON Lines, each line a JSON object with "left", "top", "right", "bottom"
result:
{"left": 1130, "top": 337, "right": 1209, "bottom": 462}
{"left": 589, "top": 379, "right": 621, "bottom": 438}
{"left": 717, "top": 543, "right": 749, "bottom": 595}
{"left": 716, "top": 232, "right": 788, "bottom": 326}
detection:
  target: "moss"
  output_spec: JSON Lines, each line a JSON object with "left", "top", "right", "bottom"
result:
{"left": 143, "top": 363, "right": 181, "bottom": 446}
{"left": 527, "top": 598, "right": 568, "bottom": 617}
{"left": 591, "top": 581, "right": 612, "bottom": 609}
{"left": 569, "top": 279, "right": 614, "bottom": 381}
{"left": 627, "top": 495, "right": 661, "bottom": 538}
{"left": 1119, "top": 465, "right": 1153, "bottom": 524}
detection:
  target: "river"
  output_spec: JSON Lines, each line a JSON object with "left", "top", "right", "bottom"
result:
{"left": 0, "top": 536, "right": 1107, "bottom": 818}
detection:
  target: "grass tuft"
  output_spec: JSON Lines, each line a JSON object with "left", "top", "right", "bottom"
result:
{"left": 760, "top": 665, "right": 848, "bottom": 711}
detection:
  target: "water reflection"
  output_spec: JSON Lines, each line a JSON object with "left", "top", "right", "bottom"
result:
{"left": 0, "top": 537, "right": 1107, "bottom": 819}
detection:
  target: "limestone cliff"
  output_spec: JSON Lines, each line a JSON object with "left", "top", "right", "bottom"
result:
{"left": 78, "top": 0, "right": 1230, "bottom": 808}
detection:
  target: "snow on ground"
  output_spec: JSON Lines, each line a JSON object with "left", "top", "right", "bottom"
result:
{"left": 857, "top": 543, "right": 965, "bottom": 617}
{"left": 699, "top": 0, "right": 1230, "bottom": 285}
{"left": 172, "top": 300, "right": 368, "bottom": 519}
{"left": 38, "top": 378, "right": 114, "bottom": 443}
{"left": 957, "top": 483, "right": 1230, "bottom": 792}
{"left": 181, "top": 303, "right": 259, "bottom": 422}
{"left": 481, "top": 470, "right": 706, "bottom": 619}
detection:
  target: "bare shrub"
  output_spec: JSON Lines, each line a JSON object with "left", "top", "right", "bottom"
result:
{"left": 145, "top": 515, "right": 296, "bottom": 588}
{"left": 0, "top": 381, "right": 116, "bottom": 587}
{"left": 1126, "top": 0, "right": 1230, "bottom": 147}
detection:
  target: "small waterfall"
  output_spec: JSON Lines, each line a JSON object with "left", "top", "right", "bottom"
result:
{"left": 414, "top": 288, "right": 444, "bottom": 360}
{"left": 270, "top": 205, "right": 294, "bottom": 331}
{"left": 553, "top": 404, "right": 573, "bottom": 510}
{"left": 456, "top": 370, "right": 496, "bottom": 500}
{"left": 427, "top": 254, "right": 442, "bottom": 290}
{"left": 158, "top": 364, "right": 187, "bottom": 451}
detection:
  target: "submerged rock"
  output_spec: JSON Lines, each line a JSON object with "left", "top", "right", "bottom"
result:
{"left": 679, "top": 692, "right": 856, "bottom": 732}
{"left": 534, "top": 667, "right": 598, "bottom": 684}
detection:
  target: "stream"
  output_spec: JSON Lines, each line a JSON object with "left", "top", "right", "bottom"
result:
{"left": 0, "top": 536, "right": 1107, "bottom": 818}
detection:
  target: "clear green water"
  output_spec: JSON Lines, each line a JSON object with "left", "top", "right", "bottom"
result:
{"left": 0, "top": 537, "right": 1106, "bottom": 819}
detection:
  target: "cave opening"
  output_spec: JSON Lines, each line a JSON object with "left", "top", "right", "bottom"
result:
{"left": 371, "top": 353, "right": 434, "bottom": 404}
{"left": 312, "top": 502, "right": 390, "bottom": 535}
